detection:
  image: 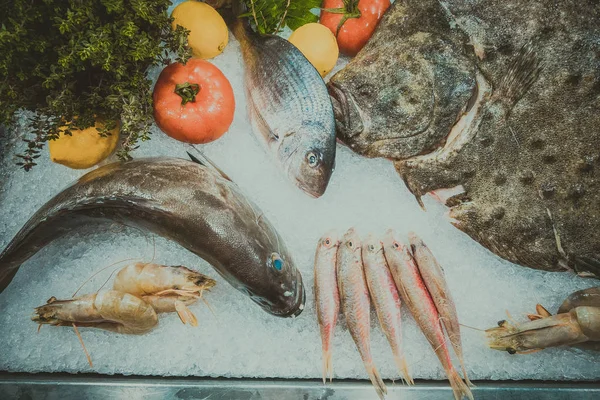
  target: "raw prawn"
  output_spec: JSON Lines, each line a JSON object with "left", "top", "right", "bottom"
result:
{"left": 113, "top": 262, "right": 216, "bottom": 326}
{"left": 32, "top": 290, "right": 158, "bottom": 334}
{"left": 487, "top": 287, "right": 600, "bottom": 353}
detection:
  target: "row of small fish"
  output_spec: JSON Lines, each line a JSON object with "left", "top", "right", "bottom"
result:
{"left": 314, "top": 228, "right": 473, "bottom": 400}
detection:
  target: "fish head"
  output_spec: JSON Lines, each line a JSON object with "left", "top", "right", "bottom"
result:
{"left": 341, "top": 228, "right": 362, "bottom": 254}
{"left": 382, "top": 229, "right": 412, "bottom": 263}
{"left": 327, "top": 3, "right": 476, "bottom": 160}
{"left": 317, "top": 230, "right": 339, "bottom": 252}
{"left": 241, "top": 246, "right": 306, "bottom": 318}
{"left": 281, "top": 121, "right": 336, "bottom": 198}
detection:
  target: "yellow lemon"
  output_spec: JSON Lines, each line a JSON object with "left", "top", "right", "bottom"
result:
{"left": 288, "top": 23, "right": 339, "bottom": 77}
{"left": 171, "top": 1, "right": 229, "bottom": 60}
{"left": 49, "top": 122, "right": 120, "bottom": 169}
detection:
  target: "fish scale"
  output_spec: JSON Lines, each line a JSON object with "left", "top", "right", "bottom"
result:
{"left": 232, "top": 16, "right": 336, "bottom": 198}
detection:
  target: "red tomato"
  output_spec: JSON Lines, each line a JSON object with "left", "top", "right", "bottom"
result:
{"left": 153, "top": 59, "right": 235, "bottom": 144}
{"left": 320, "top": 0, "right": 390, "bottom": 56}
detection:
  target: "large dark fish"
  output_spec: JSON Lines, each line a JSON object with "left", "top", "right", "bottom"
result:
{"left": 0, "top": 157, "right": 305, "bottom": 318}
{"left": 230, "top": 9, "right": 336, "bottom": 198}
{"left": 328, "top": 0, "right": 600, "bottom": 277}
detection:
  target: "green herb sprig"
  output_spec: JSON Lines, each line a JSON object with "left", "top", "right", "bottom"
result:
{"left": 243, "top": 0, "right": 321, "bottom": 34}
{"left": 0, "top": 0, "right": 191, "bottom": 170}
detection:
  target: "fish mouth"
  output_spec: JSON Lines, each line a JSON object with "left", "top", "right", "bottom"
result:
{"left": 295, "top": 177, "right": 326, "bottom": 198}
{"left": 268, "top": 270, "right": 306, "bottom": 318}
{"left": 328, "top": 81, "right": 364, "bottom": 139}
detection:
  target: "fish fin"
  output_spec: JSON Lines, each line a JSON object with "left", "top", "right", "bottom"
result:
{"left": 322, "top": 348, "right": 333, "bottom": 384}
{"left": 175, "top": 301, "right": 198, "bottom": 327}
{"left": 448, "top": 368, "right": 473, "bottom": 400}
{"left": 365, "top": 362, "right": 387, "bottom": 399}
{"left": 572, "top": 255, "right": 600, "bottom": 278}
{"left": 187, "top": 147, "right": 232, "bottom": 181}
{"left": 536, "top": 304, "right": 552, "bottom": 318}
{"left": 393, "top": 354, "right": 414, "bottom": 385}
{"left": 247, "top": 96, "right": 279, "bottom": 141}
{"left": 496, "top": 41, "right": 542, "bottom": 107}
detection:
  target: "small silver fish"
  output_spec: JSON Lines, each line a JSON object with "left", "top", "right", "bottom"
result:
{"left": 408, "top": 232, "right": 471, "bottom": 386}
{"left": 314, "top": 231, "right": 340, "bottom": 383}
{"left": 337, "top": 228, "right": 387, "bottom": 399}
{"left": 231, "top": 14, "right": 336, "bottom": 198}
{"left": 362, "top": 234, "right": 413, "bottom": 385}
{"left": 383, "top": 230, "right": 472, "bottom": 400}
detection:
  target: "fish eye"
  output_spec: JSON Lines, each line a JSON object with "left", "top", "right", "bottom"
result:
{"left": 348, "top": 241, "right": 353, "bottom": 248}
{"left": 393, "top": 242, "right": 400, "bottom": 249}
{"left": 368, "top": 244, "right": 375, "bottom": 251}
{"left": 269, "top": 252, "right": 284, "bottom": 271}
{"left": 324, "top": 238, "right": 331, "bottom": 246}
{"left": 306, "top": 151, "right": 320, "bottom": 168}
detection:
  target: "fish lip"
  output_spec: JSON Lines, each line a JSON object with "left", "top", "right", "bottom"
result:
{"left": 295, "top": 176, "right": 327, "bottom": 198}
{"left": 269, "top": 270, "right": 306, "bottom": 318}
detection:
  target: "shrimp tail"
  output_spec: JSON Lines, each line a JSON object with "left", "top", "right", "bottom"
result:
{"left": 448, "top": 367, "right": 473, "bottom": 400}
{"left": 175, "top": 300, "right": 198, "bottom": 326}
{"left": 365, "top": 362, "right": 387, "bottom": 400}
{"left": 393, "top": 353, "right": 414, "bottom": 385}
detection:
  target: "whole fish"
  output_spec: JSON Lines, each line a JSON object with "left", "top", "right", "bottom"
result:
{"left": 0, "top": 157, "right": 305, "bottom": 318}
{"left": 383, "top": 230, "right": 472, "bottom": 400}
{"left": 329, "top": 0, "right": 600, "bottom": 278}
{"left": 231, "top": 10, "right": 336, "bottom": 198}
{"left": 314, "top": 231, "right": 340, "bottom": 383}
{"left": 408, "top": 232, "right": 471, "bottom": 386}
{"left": 362, "top": 234, "right": 413, "bottom": 385}
{"left": 337, "top": 228, "right": 387, "bottom": 399}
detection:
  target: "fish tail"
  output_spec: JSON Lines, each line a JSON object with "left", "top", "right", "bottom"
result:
{"left": 448, "top": 367, "right": 473, "bottom": 400}
{"left": 365, "top": 362, "right": 387, "bottom": 400}
{"left": 455, "top": 351, "right": 473, "bottom": 387}
{"left": 393, "top": 353, "right": 414, "bottom": 386}
{"left": 322, "top": 347, "right": 333, "bottom": 384}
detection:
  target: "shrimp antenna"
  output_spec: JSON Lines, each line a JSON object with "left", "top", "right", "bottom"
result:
{"left": 72, "top": 323, "right": 93, "bottom": 368}
{"left": 73, "top": 257, "right": 140, "bottom": 297}
{"left": 459, "top": 323, "right": 486, "bottom": 332}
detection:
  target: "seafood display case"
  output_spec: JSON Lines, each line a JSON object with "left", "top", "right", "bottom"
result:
{"left": 1, "top": 0, "right": 599, "bottom": 399}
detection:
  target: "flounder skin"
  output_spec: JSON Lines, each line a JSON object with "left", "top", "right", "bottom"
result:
{"left": 329, "top": 0, "right": 600, "bottom": 276}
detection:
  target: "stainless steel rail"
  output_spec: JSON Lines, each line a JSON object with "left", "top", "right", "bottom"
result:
{"left": 1, "top": 373, "right": 599, "bottom": 399}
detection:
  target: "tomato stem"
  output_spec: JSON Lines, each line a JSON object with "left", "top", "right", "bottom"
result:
{"left": 321, "top": 0, "right": 362, "bottom": 36}
{"left": 174, "top": 82, "right": 200, "bottom": 105}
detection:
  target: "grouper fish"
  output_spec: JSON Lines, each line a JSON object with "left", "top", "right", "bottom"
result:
{"left": 328, "top": 0, "right": 600, "bottom": 277}
{"left": 0, "top": 157, "right": 305, "bottom": 318}
{"left": 230, "top": 6, "right": 336, "bottom": 198}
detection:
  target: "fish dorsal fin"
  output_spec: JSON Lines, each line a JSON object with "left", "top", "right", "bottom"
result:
{"left": 496, "top": 41, "right": 542, "bottom": 106}
{"left": 186, "top": 146, "right": 232, "bottom": 181}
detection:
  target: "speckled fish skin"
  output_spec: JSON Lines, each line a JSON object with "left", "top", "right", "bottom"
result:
{"left": 314, "top": 231, "right": 340, "bottom": 383}
{"left": 329, "top": 0, "right": 600, "bottom": 277}
{"left": 231, "top": 18, "right": 336, "bottom": 198}
{"left": 337, "top": 228, "right": 387, "bottom": 399}
{"left": 383, "top": 230, "right": 472, "bottom": 400}
{"left": 408, "top": 232, "right": 471, "bottom": 386}
{"left": 0, "top": 158, "right": 305, "bottom": 318}
{"left": 362, "top": 234, "right": 413, "bottom": 385}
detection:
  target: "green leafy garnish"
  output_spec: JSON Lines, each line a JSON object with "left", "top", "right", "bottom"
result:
{"left": 0, "top": 0, "right": 191, "bottom": 170}
{"left": 244, "top": 0, "right": 321, "bottom": 34}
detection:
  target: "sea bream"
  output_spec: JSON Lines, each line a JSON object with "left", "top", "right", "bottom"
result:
{"left": 0, "top": 157, "right": 305, "bottom": 318}
{"left": 328, "top": 0, "right": 600, "bottom": 277}
{"left": 231, "top": 6, "right": 336, "bottom": 198}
